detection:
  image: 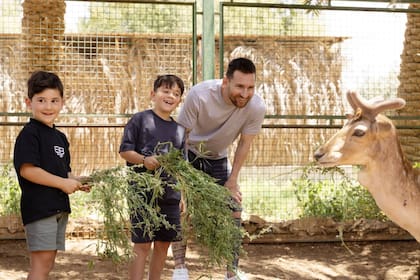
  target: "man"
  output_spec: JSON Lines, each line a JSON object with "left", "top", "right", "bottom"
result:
{"left": 172, "top": 57, "right": 266, "bottom": 280}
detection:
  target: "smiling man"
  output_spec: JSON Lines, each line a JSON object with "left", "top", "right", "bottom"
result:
{"left": 172, "top": 57, "right": 266, "bottom": 280}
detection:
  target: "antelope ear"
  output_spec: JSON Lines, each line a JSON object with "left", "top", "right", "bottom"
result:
{"left": 345, "top": 113, "right": 354, "bottom": 120}
{"left": 376, "top": 119, "right": 393, "bottom": 137}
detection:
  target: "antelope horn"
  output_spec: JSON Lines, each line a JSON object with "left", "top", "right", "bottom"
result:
{"left": 346, "top": 90, "right": 358, "bottom": 111}
{"left": 347, "top": 91, "right": 406, "bottom": 121}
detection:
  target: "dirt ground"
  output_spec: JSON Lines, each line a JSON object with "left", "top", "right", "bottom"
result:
{"left": 0, "top": 238, "right": 418, "bottom": 280}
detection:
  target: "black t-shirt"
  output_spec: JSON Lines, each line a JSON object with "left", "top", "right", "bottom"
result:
{"left": 119, "top": 109, "right": 185, "bottom": 205}
{"left": 13, "top": 118, "right": 71, "bottom": 225}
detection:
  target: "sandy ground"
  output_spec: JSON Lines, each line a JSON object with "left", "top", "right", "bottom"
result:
{"left": 0, "top": 239, "right": 418, "bottom": 280}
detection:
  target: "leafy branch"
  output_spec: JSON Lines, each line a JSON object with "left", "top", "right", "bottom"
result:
{"left": 86, "top": 146, "right": 241, "bottom": 267}
{"left": 158, "top": 148, "right": 242, "bottom": 268}
{"left": 87, "top": 165, "right": 170, "bottom": 262}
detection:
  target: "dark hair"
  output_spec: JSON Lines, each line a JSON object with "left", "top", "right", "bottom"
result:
{"left": 27, "top": 71, "right": 64, "bottom": 99}
{"left": 225, "top": 57, "right": 256, "bottom": 79}
{"left": 153, "top": 74, "right": 185, "bottom": 96}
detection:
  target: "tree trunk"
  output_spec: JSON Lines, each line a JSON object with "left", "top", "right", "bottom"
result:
{"left": 397, "top": 4, "right": 420, "bottom": 163}
{"left": 21, "top": 0, "right": 66, "bottom": 75}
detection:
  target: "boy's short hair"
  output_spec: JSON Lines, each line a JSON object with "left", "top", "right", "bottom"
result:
{"left": 27, "top": 71, "right": 64, "bottom": 99}
{"left": 225, "top": 57, "right": 256, "bottom": 79}
{"left": 154, "top": 75, "right": 185, "bottom": 96}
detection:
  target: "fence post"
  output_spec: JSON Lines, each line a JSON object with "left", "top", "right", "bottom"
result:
{"left": 202, "top": 0, "right": 215, "bottom": 80}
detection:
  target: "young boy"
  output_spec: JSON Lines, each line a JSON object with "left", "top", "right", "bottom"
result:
{"left": 119, "top": 74, "right": 186, "bottom": 280}
{"left": 13, "top": 70, "right": 90, "bottom": 280}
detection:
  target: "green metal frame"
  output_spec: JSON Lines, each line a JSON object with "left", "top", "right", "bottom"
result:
{"left": 202, "top": 0, "right": 215, "bottom": 80}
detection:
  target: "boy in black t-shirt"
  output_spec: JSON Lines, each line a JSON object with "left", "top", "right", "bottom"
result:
{"left": 119, "top": 74, "right": 185, "bottom": 280}
{"left": 13, "top": 71, "right": 89, "bottom": 280}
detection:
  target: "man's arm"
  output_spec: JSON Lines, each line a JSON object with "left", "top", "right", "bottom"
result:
{"left": 224, "top": 133, "right": 256, "bottom": 204}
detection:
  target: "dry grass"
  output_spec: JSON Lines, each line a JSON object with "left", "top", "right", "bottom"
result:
{"left": 1, "top": 22, "right": 344, "bottom": 171}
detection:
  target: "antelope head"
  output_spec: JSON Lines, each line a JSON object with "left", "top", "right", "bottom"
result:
{"left": 314, "top": 91, "right": 406, "bottom": 168}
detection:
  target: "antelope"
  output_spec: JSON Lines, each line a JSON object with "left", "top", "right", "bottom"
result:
{"left": 314, "top": 91, "right": 420, "bottom": 242}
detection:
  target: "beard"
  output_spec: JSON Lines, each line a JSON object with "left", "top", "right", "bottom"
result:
{"left": 230, "top": 95, "right": 250, "bottom": 108}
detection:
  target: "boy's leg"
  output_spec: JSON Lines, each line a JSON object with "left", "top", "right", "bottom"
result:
{"left": 27, "top": 250, "right": 57, "bottom": 280}
{"left": 25, "top": 213, "right": 68, "bottom": 279}
{"left": 129, "top": 242, "right": 151, "bottom": 280}
{"left": 148, "top": 241, "right": 171, "bottom": 280}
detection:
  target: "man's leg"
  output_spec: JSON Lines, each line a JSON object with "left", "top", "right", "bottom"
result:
{"left": 193, "top": 154, "right": 245, "bottom": 278}
{"left": 172, "top": 240, "right": 187, "bottom": 268}
{"left": 226, "top": 211, "right": 242, "bottom": 279}
{"left": 171, "top": 240, "right": 189, "bottom": 280}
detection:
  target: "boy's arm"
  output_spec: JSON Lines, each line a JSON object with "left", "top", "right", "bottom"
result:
{"left": 119, "top": 150, "right": 159, "bottom": 170}
{"left": 120, "top": 150, "right": 146, "bottom": 165}
{"left": 19, "top": 163, "right": 81, "bottom": 194}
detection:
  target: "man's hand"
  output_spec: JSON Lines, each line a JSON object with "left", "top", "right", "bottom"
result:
{"left": 224, "top": 178, "right": 242, "bottom": 204}
{"left": 179, "top": 197, "right": 186, "bottom": 214}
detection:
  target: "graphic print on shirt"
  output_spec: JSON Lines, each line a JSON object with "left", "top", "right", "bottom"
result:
{"left": 54, "top": 145, "right": 65, "bottom": 158}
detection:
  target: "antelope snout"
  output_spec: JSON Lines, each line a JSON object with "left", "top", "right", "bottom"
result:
{"left": 313, "top": 149, "right": 325, "bottom": 162}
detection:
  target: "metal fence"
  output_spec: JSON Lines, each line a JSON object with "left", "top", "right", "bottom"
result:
{"left": 1, "top": 0, "right": 196, "bottom": 171}
{"left": 218, "top": 1, "right": 420, "bottom": 221}
{"left": 1, "top": 0, "right": 419, "bottom": 222}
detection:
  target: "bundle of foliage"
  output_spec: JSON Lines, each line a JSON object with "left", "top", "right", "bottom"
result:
{"left": 87, "top": 166, "right": 171, "bottom": 263}
{"left": 0, "top": 163, "right": 21, "bottom": 216}
{"left": 86, "top": 147, "right": 241, "bottom": 267}
{"left": 293, "top": 163, "right": 386, "bottom": 221}
{"left": 157, "top": 148, "right": 241, "bottom": 268}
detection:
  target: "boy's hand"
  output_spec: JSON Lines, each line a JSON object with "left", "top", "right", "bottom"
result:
{"left": 144, "top": 155, "right": 160, "bottom": 170}
{"left": 78, "top": 184, "right": 91, "bottom": 192}
{"left": 77, "top": 176, "right": 92, "bottom": 192}
{"left": 61, "top": 178, "right": 82, "bottom": 194}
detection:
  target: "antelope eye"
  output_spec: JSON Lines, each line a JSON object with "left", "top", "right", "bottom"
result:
{"left": 352, "top": 129, "right": 365, "bottom": 137}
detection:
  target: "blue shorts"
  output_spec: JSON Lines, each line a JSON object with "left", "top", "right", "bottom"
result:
{"left": 131, "top": 204, "right": 181, "bottom": 243}
{"left": 25, "top": 212, "right": 69, "bottom": 252}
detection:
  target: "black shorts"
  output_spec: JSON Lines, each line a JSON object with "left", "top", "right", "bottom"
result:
{"left": 131, "top": 204, "right": 181, "bottom": 243}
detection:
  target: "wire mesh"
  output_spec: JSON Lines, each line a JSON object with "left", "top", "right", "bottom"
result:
{"left": 0, "top": 0, "right": 194, "bottom": 173}
{"left": 1, "top": 1, "right": 419, "bottom": 223}
{"left": 220, "top": 2, "right": 414, "bottom": 222}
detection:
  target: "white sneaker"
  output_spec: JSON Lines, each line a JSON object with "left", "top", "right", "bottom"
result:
{"left": 225, "top": 270, "right": 248, "bottom": 280}
{"left": 172, "top": 267, "right": 189, "bottom": 280}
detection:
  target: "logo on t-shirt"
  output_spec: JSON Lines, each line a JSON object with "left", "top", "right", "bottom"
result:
{"left": 54, "top": 146, "right": 65, "bottom": 158}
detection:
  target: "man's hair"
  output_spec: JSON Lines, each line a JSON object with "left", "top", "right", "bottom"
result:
{"left": 154, "top": 74, "right": 185, "bottom": 96}
{"left": 27, "top": 71, "right": 64, "bottom": 99}
{"left": 225, "top": 57, "right": 256, "bottom": 79}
